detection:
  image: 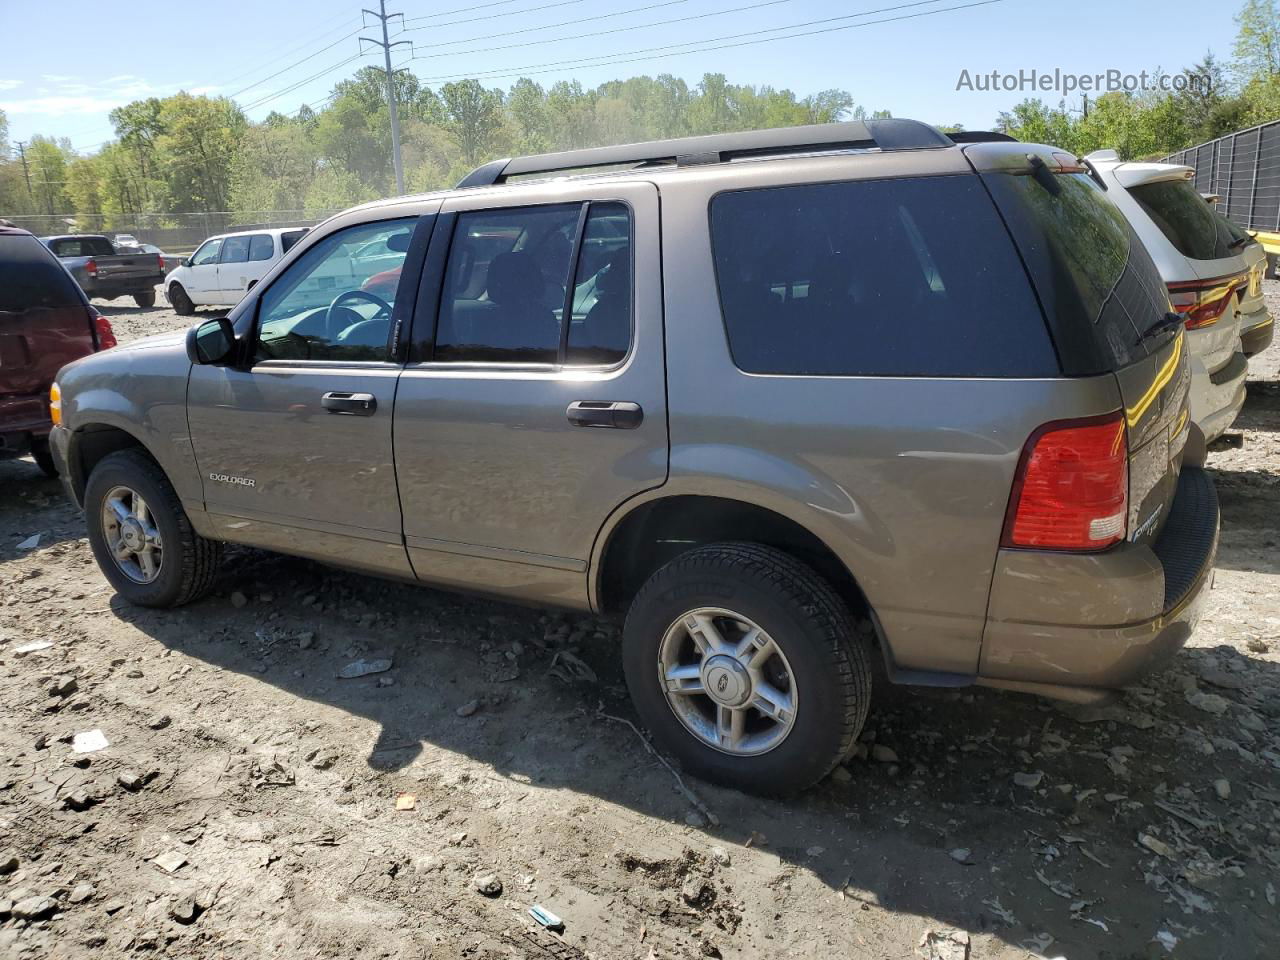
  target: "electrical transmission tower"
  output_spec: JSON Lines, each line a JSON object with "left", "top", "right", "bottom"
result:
{"left": 361, "top": 0, "right": 412, "bottom": 195}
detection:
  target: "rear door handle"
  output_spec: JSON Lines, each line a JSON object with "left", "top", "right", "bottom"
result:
{"left": 566, "top": 400, "right": 643, "bottom": 429}
{"left": 322, "top": 392, "right": 377, "bottom": 416}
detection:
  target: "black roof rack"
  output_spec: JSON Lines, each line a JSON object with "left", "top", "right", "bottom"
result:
{"left": 456, "top": 118, "right": 954, "bottom": 188}
{"left": 946, "top": 130, "right": 1017, "bottom": 143}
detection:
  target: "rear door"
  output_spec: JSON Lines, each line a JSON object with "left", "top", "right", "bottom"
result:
{"left": 0, "top": 233, "right": 94, "bottom": 415}
{"left": 393, "top": 180, "right": 666, "bottom": 606}
{"left": 216, "top": 234, "right": 252, "bottom": 302}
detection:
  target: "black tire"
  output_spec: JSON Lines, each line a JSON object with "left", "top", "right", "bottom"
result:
{"left": 1268, "top": 253, "right": 1279, "bottom": 281}
{"left": 622, "top": 542, "right": 871, "bottom": 795}
{"left": 169, "top": 283, "right": 194, "bottom": 316}
{"left": 84, "top": 449, "right": 221, "bottom": 607}
{"left": 30, "top": 438, "right": 58, "bottom": 478}
{"left": 134, "top": 289, "right": 157, "bottom": 308}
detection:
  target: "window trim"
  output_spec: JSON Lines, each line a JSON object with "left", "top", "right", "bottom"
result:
{"left": 409, "top": 197, "right": 636, "bottom": 372}
{"left": 245, "top": 214, "right": 427, "bottom": 368}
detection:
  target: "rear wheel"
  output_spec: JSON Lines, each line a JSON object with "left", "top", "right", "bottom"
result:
{"left": 134, "top": 289, "right": 156, "bottom": 308}
{"left": 622, "top": 542, "right": 871, "bottom": 794}
{"left": 1268, "top": 253, "right": 1278, "bottom": 281}
{"left": 169, "top": 283, "right": 194, "bottom": 316}
{"left": 84, "top": 449, "right": 221, "bottom": 607}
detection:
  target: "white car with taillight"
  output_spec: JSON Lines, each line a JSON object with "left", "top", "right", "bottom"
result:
{"left": 1085, "top": 151, "right": 1272, "bottom": 446}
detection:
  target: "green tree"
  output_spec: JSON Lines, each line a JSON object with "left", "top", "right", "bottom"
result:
{"left": 1234, "top": 0, "right": 1280, "bottom": 80}
{"left": 26, "top": 136, "right": 71, "bottom": 215}
{"left": 156, "top": 93, "right": 246, "bottom": 212}
{"left": 440, "top": 79, "right": 504, "bottom": 164}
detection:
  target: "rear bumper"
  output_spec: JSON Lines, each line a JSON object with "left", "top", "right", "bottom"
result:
{"left": 1189, "top": 349, "right": 1247, "bottom": 442}
{"left": 978, "top": 467, "right": 1219, "bottom": 698}
{"left": 0, "top": 395, "right": 52, "bottom": 458}
{"left": 1240, "top": 311, "right": 1274, "bottom": 357}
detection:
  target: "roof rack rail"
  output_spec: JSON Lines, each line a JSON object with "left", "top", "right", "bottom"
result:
{"left": 456, "top": 118, "right": 954, "bottom": 188}
{"left": 946, "top": 130, "right": 1017, "bottom": 143}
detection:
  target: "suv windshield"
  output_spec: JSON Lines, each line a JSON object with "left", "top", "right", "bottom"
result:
{"left": 982, "top": 171, "right": 1172, "bottom": 373}
{"left": 1129, "top": 177, "right": 1252, "bottom": 262}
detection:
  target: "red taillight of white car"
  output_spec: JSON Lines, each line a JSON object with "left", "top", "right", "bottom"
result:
{"left": 1167, "top": 275, "right": 1247, "bottom": 330}
{"left": 1003, "top": 413, "right": 1128, "bottom": 551}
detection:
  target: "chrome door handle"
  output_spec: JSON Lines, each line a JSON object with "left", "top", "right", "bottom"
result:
{"left": 566, "top": 400, "right": 643, "bottom": 429}
{"left": 321, "top": 392, "right": 377, "bottom": 416}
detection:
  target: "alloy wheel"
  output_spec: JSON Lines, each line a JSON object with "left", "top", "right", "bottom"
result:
{"left": 101, "top": 485, "right": 164, "bottom": 584}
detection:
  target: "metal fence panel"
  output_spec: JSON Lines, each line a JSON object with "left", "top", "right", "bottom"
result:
{"left": 1164, "top": 118, "right": 1280, "bottom": 232}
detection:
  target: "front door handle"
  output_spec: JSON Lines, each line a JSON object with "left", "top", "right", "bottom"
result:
{"left": 566, "top": 400, "right": 643, "bottom": 429}
{"left": 322, "top": 392, "right": 377, "bottom": 416}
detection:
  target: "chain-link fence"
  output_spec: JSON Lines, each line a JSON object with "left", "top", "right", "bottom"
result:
{"left": 0, "top": 210, "right": 344, "bottom": 253}
{"left": 1164, "top": 118, "right": 1280, "bottom": 233}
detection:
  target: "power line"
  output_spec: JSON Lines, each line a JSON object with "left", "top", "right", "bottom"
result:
{"left": 239, "top": 53, "right": 366, "bottom": 111}
{"left": 226, "top": 26, "right": 364, "bottom": 99}
{"left": 403, "top": 0, "right": 585, "bottom": 34}
{"left": 361, "top": 0, "right": 412, "bottom": 194}
{"left": 403, "top": 0, "right": 579, "bottom": 24}
{"left": 409, "top": 0, "right": 691, "bottom": 51}
{"left": 218, "top": 13, "right": 363, "bottom": 88}
{"left": 411, "top": 0, "right": 994, "bottom": 83}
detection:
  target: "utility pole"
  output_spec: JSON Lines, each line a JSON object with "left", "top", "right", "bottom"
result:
{"left": 361, "top": 0, "right": 412, "bottom": 195}
{"left": 15, "top": 141, "right": 33, "bottom": 203}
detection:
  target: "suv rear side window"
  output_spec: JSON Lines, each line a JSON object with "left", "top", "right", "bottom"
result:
{"left": 248, "top": 234, "right": 275, "bottom": 261}
{"left": 434, "top": 201, "right": 632, "bottom": 365}
{"left": 0, "top": 235, "right": 84, "bottom": 312}
{"left": 710, "top": 176, "right": 1056, "bottom": 377}
{"left": 984, "top": 171, "right": 1171, "bottom": 371}
{"left": 1129, "top": 178, "right": 1251, "bottom": 262}
{"left": 220, "top": 235, "right": 250, "bottom": 263}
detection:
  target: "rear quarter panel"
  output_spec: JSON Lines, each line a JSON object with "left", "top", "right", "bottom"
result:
{"left": 654, "top": 158, "right": 1125, "bottom": 676}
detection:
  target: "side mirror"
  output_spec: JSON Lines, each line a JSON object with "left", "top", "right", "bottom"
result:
{"left": 181, "top": 257, "right": 190, "bottom": 267}
{"left": 186, "top": 317, "right": 236, "bottom": 365}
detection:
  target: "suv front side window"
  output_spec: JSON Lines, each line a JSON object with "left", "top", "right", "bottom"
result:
{"left": 253, "top": 218, "right": 417, "bottom": 363}
{"left": 190, "top": 239, "right": 223, "bottom": 267}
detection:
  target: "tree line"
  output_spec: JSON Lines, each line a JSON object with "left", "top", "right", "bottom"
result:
{"left": 0, "top": 0, "right": 1276, "bottom": 231}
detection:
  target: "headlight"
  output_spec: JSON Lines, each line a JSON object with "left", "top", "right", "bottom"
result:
{"left": 49, "top": 382, "right": 62, "bottom": 425}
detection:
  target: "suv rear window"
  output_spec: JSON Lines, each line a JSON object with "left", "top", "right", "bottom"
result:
{"left": 709, "top": 176, "right": 1056, "bottom": 377}
{"left": 982, "top": 172, "right": 1171, "bottom": 372}
{"left": 0, "top": 234, "right": 84, "bottom": 312}
{"left": 1129, "top": 178, "right": 1251, "bottom": 262}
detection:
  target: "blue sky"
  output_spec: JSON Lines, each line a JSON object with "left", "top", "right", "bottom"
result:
{"left": 1, "top": 0, "right": 1241, "bottom": 151}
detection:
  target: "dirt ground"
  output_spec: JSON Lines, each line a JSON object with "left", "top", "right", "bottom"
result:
{"left": 2, "top": 287, "right": 1279, "bottom": 960}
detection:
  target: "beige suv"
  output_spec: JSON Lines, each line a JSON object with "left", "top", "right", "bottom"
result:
{"left": 49, "top": 121, "right": 1219, "bottom": 792}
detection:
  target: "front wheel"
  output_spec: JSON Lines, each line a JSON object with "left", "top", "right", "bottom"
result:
{"left": 622, "top": 542, "right": 871, "bottom": 795}
{"left": 169, "top": 283, "right": 194, "bottom": 316}
{"left": 84, "top": 449, "right": 222, "bottom": 607}
{"left": 30, "top": 437, "right": 58, "bottom": 478}
{"left": 134, "top": 289, "right": 157, "bottom": 308}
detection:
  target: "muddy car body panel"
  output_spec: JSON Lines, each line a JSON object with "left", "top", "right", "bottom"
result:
{"left": 52, "top": 121, "right": 1221, "bottom": 790}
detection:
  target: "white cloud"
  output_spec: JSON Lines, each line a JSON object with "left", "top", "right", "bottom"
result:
{"left": 41, "top": 74, "right": 77, "bottom": 83}
{"left": 0, "top": 95, "right": 136, "bottom": 116}
{"left": 1, "top": 75, "right": 161, "bottom": 118}
{"left": 188, "top": 85, "right": 221, "bottom": 96}
{"left": 0, "top": 79, "right": 21, "bottom": 92}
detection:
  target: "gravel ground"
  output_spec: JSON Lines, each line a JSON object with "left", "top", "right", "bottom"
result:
{"left": 0, "top": 287, "right": 1278, "bottom": 959}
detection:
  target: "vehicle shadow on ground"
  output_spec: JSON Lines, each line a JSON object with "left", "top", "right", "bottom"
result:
{"left": 107, "top": 543, "right": 1280, "bottom": 960}
{"left": 0, "top": 459, "right": 83, "bottom": 561}
{"left": 1208, "top": 467, "right": 1280, "bottom": 573}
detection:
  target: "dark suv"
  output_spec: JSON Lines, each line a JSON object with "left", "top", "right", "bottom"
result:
{"left": 48, "top": 121, "right": 1218, "bottom": 792}
{"left": 1, "top": 226, "right": 116, "bottom": 476}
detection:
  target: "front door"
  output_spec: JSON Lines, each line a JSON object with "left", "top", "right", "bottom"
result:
{"left": 394, "top": 181, "right": 667, "bottom": 606}
{"left": 215, "top": 234, "right": 251, "bottom": 303}
{"left": 186, "top": 214, "right": 430, "bottom": 577}
{"left": 185, "top": 237, "right": 222, "bottom": 303}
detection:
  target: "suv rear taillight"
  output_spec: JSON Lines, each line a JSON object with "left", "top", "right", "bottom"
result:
{"left": 91, "top": 308, "right": 117, "bottom": 350}
{"left": 1167, "top": 276, "right": 1246, "bottom": 330}
{"left": 1003, "top": 413, "right": 1128, "bottom": 551}
{"left": 85, "top": 258, "right": 98, "bottom": 278}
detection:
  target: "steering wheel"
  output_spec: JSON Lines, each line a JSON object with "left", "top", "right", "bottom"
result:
{"left": 323, "top": 289, "right": 392, "bottom": 339}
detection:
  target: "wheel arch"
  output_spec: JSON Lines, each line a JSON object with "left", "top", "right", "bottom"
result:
{"left": 592, "top": 491, "right": 871, "bottom": 624}
{"left": 64, "top": 423, "right": 160, "bottom": 506}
